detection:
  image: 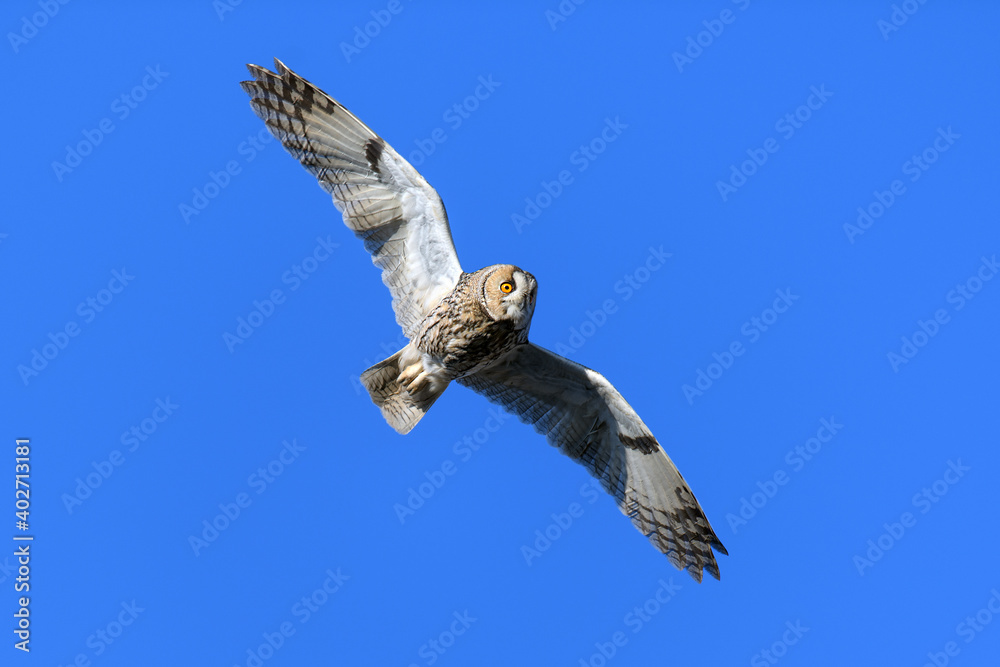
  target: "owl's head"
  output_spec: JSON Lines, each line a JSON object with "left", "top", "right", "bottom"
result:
{"left": 479, "top": 264, "right": 537, "bottom": 330}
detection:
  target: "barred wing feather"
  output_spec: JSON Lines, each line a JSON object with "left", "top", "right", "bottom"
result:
{"left": 241, "top": 59, "right": 463, "bottom": 337}
{"left": 458, "top": 343, "right": 727, "bottom": 582}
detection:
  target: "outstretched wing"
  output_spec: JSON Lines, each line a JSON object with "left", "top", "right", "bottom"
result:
{"left": 241, "top": 59, "right": 463, "bottom": 337}
{"left": 458, "top": 343, "right": 727, "bottom": 582}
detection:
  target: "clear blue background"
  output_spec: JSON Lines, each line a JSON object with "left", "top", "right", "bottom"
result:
{"left": 3, "top": 1, "right": 999, "bottom": 665}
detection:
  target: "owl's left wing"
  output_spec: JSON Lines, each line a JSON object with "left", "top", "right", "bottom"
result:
{"left": 457, "top": 343, "right": 727, "bottom": 582}
{"left": 241, "top": 59, "right": 463, "bottom": 338}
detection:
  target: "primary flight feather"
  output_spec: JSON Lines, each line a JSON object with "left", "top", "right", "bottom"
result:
{"left": 241, "top": 59, "right": 728, "bottom": 582}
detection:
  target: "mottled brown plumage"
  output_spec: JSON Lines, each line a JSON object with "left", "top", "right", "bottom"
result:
{"left": 417, "top": 266, "right": 534, "bottom": 376}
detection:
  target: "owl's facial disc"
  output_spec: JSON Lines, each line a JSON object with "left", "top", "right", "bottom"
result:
{"left": 501, "top": 268, "right": 537, "bottom": 329}
{"left": 483, "top": 265, "right": 537, "bottom": 329}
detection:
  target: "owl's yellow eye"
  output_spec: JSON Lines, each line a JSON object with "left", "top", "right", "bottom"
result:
{"left": 500, "top": 281, "right": 514, "bottom": 294}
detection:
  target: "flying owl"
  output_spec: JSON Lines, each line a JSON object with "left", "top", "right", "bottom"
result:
{"left": 241, "top": 60, "right": 728, "bottom": 582}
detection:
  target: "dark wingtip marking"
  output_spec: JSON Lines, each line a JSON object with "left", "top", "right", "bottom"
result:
{"left": 365, "top": 138, "right": 384, "bottom": 175}
{"left": 620, "top": 433, "right": 658, "bottom": 454}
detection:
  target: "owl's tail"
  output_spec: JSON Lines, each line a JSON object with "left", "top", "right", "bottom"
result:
{"left": 360, "top": 345, "right": 448, "bottom": 435}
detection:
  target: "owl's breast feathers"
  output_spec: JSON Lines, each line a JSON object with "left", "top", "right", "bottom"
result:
{"left": 415, "top": 272, "right": 525, "bottom": 377}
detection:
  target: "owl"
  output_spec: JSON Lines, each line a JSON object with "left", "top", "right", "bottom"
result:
{"left": 242, "top": 60, "right": 728, "bottom": 582}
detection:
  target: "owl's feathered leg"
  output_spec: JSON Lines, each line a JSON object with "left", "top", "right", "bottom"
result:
{"left": 359, "top": 343, "right": 448, "bottom": 435}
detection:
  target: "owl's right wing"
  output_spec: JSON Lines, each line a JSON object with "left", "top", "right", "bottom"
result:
{"left": 241, "top": 59, "right": 463, "bottom": 338}
{"left": 457, "top": 343, "right": 727, "bottom": 582}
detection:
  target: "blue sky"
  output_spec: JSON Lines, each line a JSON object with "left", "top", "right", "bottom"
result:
{"left": 3, "top": 1, "right": 999, "bottom": 665}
